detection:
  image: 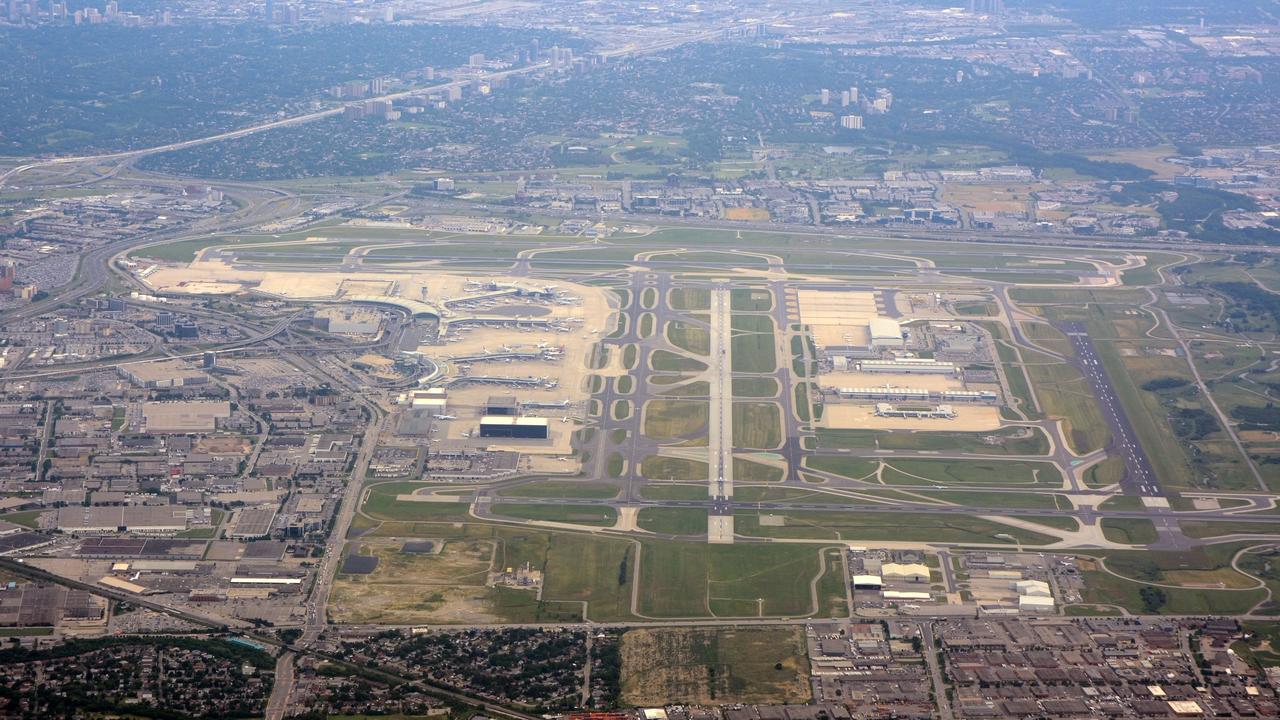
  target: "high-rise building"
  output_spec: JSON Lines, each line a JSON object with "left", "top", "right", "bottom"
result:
{"left": 840, "top": 115, "right": 864, "bottom": 130}
{"left": 469, "top": 52, "right": 485, "bottom": 67}
{"left": 0, "top": 261, "right": 15, "bottom": 293}
{"left": 840, "top": 90, "right": 851, "bottom": 107}
{"left": 264, "top": 0, "right": 274, "bottom": 22}
{"left": 820, "top": 88, "right": 830, "bottom": 105}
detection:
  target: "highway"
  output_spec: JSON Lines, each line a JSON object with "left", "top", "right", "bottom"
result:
{"left": 0, "top": 23, "right": 748, "bottom": 192}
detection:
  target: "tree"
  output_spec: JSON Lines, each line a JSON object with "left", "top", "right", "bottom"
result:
{"left": 1139, "top": 586, "right": 1167, "bottom": 613}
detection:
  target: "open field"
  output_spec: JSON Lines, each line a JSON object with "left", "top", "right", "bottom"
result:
{"left": 732, "top": 509, "right": 1057, "bottom": 544}
{"left": 637, "top": 508, "right": 707, "bottom": 536}
{"left": 490, "top": 503, "right": 618, "bottom": 527}
{"left": 881, "top": 459, "right": 1062, "bottom": 487}
{"left": 347, "top": 523, "right": 637, "bottom": 623}
{"left": 813, "top": 426, "right": 1048, "bottom": 455}
{"left": 636, "top": 541, "right": 833, "bottom": 618}
{"left": 668, "top": 320, "right": 711, "bottom": 355}
{"left": 730, "top": 315, "right": 777, "bottom": 373}
{"left": 1078, "top": 547, "right": 1267, "bottom": 615}
{"left": 732, "top": 402, "right": 782, "bottom": 449}
{"left": 329, "top": 539, "right": 544, "bottom": 625}
{"left": 641, "top": 456, "right": 709, "bottom": 481}
{"left": 1100, "top": 518, "right": 1158, "bottom": 545}
{"left": 620, "top": 627, "right": 809, "bottom": 706}
{"left": 644, "top": 400, "right": 710, "bottom": 440}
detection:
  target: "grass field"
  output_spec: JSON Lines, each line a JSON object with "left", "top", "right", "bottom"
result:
{"left": 612, "top": 399, "right": 632, "bottom": 420}
{"left": 638, "top": 312, "right": 656, "bottom": 339}
{"left": 730, "top": 288, "right": 774, "bottom": 312}
{"left": 360, "top": 483, "right": 472, "bottom": 524}
{"left": 637, "top": 508, "right": 707, "bottom": 536}
{"left": 1085, "top": 457, "right": 1127, "bottom": 488}
{"left": 651, "top": 350, "right": 708, "bottom": 373}
{"left": 1023, "top": 354, "right": 1111, "bottom": 454}
{"left": 497, "top": 481, "right": 619, "bottom": 500}
{"left": 732, "top": 377, "right": 779, "bottom": 398}
{"left": 668, "top": 321, "right": 711, "bottom": 355}
{"left": 669, "top": 288, "right": 711, "bottom": 311}
{"left": 641, "top": 456, "right": 708, "bottom": 481}
{"left": 637, "top": 541, "right": 832, "bottom": 618}
{"left": 658, "top": 380, "right": 710, "bottom": 397}
{"left": 733, "top": 457, "right": 785, "bottom": 483}
{"left": 641, "top": 286, "right": 658, "bottom": 309}
{"left": 1079, "top": 549, "right": 1266, "bottom": 616}
{"left": 804, "top": 456, "right": 878, "bottom": 480}
{"left": 814, "top": 426, "right": 1048, "bottom": 455}
{"left": 732, "top": 402, "right": 782, "bottom": 449}
{"left": 733, "top": 509, "right": 1056, "bottom": 544}
{"left": 1179, "top": 520, "right": 1280, "bottom": 539}
{"left": 620, "top": 627, "right": 809, "bottom": 706}
{"left": 1101, "top": 518, "right": 1158, "bottom": 544}
{"left": 644, "top": 400, "right": 709, "bottom": 440}
{"left": 489, "top": 503, "right": 618, "bottom": 527}
{"left": 730, "top": 315, "right": 777, "bottom": 373}
{"left": 918, "top": 490, "right": 1071, "bottom": 511}
{"left": 639, "top": 483, "right": 709, "bottom": 500}
{"left": 881, "top": 459, "right": 1061, "bottom": 487}
{"left": 329, "top": 539, "right": 546, "bottom": 625}
{"left": 344, "top": 524, "right": 639, "bottom": 623}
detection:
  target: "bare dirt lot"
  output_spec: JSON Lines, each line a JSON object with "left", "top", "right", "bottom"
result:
{"left": 328, "top": 539, "right": 515, "bottom": 624}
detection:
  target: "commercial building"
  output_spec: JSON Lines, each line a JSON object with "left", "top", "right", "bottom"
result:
{"left": 869, "top": 318, "right": 903, "bottom": 347}
{"left": 55, "top": 506, "right": 189, "bottom": 536}
{"left": 118, "top": 359, "right": 210, "bottom": 388}
{"left": 229, "top": 506, "right": 278, "bottom": 539}
{"left": 1018, "top": 595, "right": 1056, "bottom": 612}
{"left": 141, "top": 400, "right": 231, "bottom": 433}
{"left": 833, "top": 387, "right": 997, "bottom": 404}
{"left": 484, "top": 395, "right": 520, "bottom": 416}
{"left": 478, "top": 416, "right": 549, "bottom": 439}
{"left": 313, "top": 306, "right": 382, "bottom": 335}
{"left": 852, "top": 575, "right": 883, "bottom": 590}
{"left": 858, "top": 358, "right": 958, "bottom": 375}
{"left": 882, "top": 562, "right": 930, "bottom": 583}
{"left": 874, "top": 403, "right": 957, "bottom": 419}
{"left": 408, "top": 388, "right": 448, "bottom": 411}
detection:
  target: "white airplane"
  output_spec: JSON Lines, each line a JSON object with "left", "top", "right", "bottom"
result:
{"left": 434, "top": 414, "right": 457, "bottom": 420}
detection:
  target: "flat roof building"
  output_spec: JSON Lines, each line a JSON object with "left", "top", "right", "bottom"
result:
{"left": 118, "top": 359, "right": 209, "bottom": 388}
{"left": 230, "top": 506, "right": 278, "bottom": 539}
{"left": 478, "top": 415, "right": 549, "bottom": 439}
{"left": 142, "top": 400, "right": 231, "bottom": 433}
{"left": 484, "top": 395, "right": 520, "bottom": 416}
{"left": 858, "top": 359, "right": 957, "bottom": 375}
{"left": 882, "top": 562, "right": 930, "bottom": 583}
{"left": 869, "top": 318, "right": 904, "bottom": 347}
{"left": 55, "top": 506, "right": 189, "bottom": 536}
